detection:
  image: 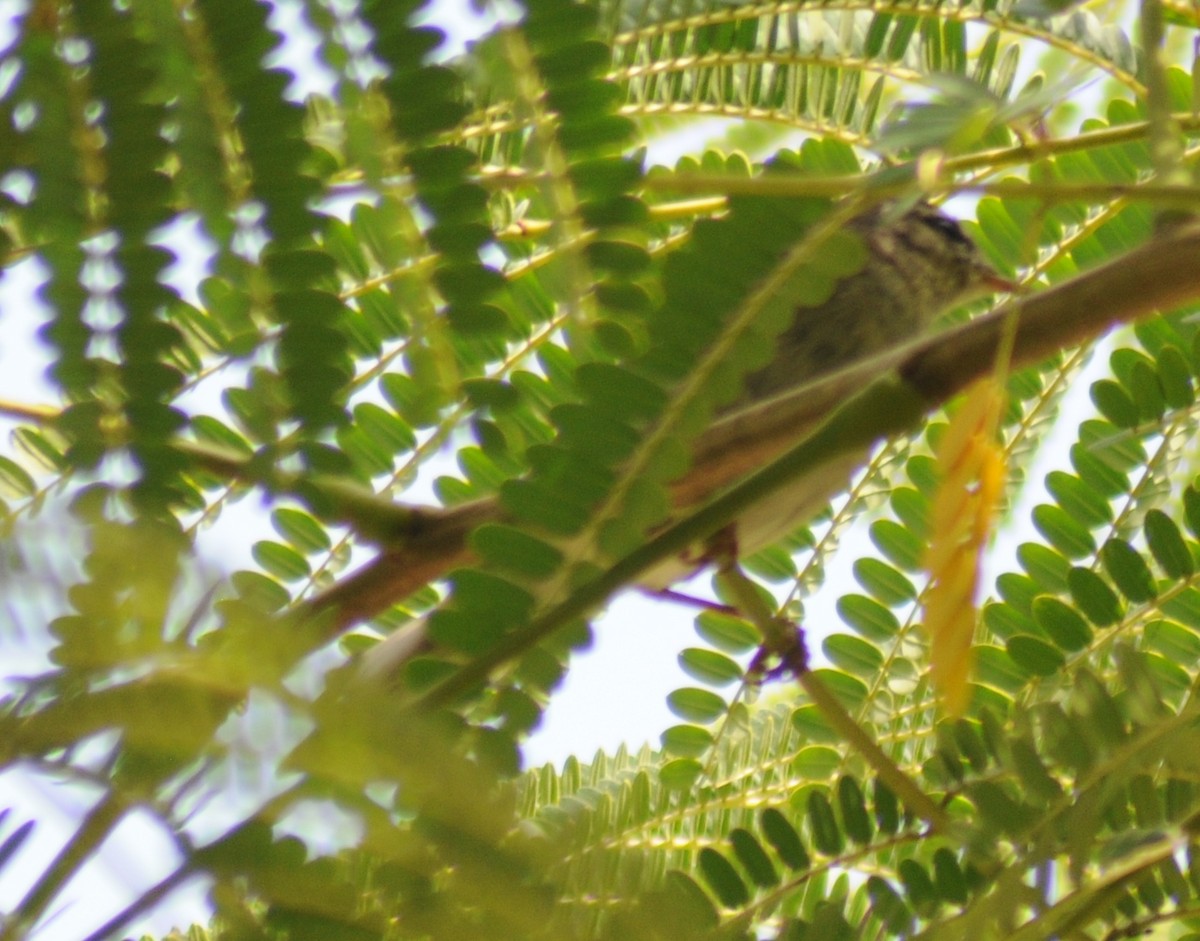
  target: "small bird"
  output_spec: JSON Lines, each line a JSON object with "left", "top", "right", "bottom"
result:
{"left": 633, "top": 201, "right": 1015, "bottom": 587}
{"left": 740, "top": 202, "right": 1012, "bottom": 404}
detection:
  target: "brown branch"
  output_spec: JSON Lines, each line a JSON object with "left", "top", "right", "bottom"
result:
{"left": 181, "top": 439, "right": 446, "bottom": 545}
{"left": 304, "top": 223, "right": 1200, "bottom": 677}
{"left": 305, "top": 500, "right": 489, "bottom": 630}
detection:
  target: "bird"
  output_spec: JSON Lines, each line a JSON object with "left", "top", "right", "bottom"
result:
{"left": 330, "top": 200, "right": 1014, "bottom": 680}
{"left": 638, "top": 200, "right": 1014, "bottom": 589}
{"left": 739, "top": 201, "right": 1012, "bottom": 403}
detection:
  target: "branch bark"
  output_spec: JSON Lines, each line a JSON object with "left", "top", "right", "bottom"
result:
{"left": 298, "top": 223, "right": 1200, "bottom": 680}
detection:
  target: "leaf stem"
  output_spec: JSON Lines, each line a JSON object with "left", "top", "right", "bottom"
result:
{"left": 1139, "top": 0, "right": 1192, "bottom": 211}
{"left": 3, "top": 795, "right": 127, "bottom": 941}
{"left": 76, "top": 864, "right": 197, "bottom": 941}
{"left": 644, "top": 172, "right": 1200, "bottom": 209}
{"left": 796, "top": 669, "right": 951, "bottom": 834}
{"left": 714, "top": 557, "right": 951, "bottom": 834}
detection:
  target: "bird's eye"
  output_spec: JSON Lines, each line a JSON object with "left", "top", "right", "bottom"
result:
{"left": 919, "top": 211, "right": 972, "bottom": 246}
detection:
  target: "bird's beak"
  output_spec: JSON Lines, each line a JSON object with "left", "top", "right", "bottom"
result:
{"left": 977, "top": 263, "right": 1019, "bottom": 294}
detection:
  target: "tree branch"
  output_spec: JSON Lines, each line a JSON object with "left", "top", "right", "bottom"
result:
{"left": 307, "top": 223, "right": 1200, "bottom": 682}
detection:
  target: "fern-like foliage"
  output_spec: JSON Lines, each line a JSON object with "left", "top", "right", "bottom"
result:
{"left": 4, "top": 0, "right": 1200, "bottom": 939}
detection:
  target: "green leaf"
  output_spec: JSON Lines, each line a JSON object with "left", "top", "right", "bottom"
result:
{"left": 874, "top": 778, "right": 900, "bottom": 835}
{"left": 983, "top": 600, "right": 1038, "bottom": 639}
{"left": 13, "top": 8, "right": 1200, "bottom": 939}
{"left": 339, "top": 423, "right": 394, "bottom": 476}
{"left": 808, "top": 669, "right": 868, "bottom": 710}
{"left": 353, "top": 402, "right": 416, "bottom": 455}
{"left": 1185, "top": 485, "right": 1200, "bottom": 539}
{"left": 14, "top": 428, "right": 67, "bottom": 472}
{"left": 997, "top": 571, "right": 1040, "bottom": 614}
{"left": 906, "top": 454, "right": 941, "bottom": 497}
{"left": 661, "top": 724, "right": 714, "bottom": 758}
{"left": 660, "top": 758, "right": 704, "bottom": 791}
{"left": 470, "top": 525, "right": 564, "bottom": 579}
{"left": 272, "top": 508, "right": 332, "bottom": 554}
{"left": 1100, "top": 539, "right": 1158, "bottom": 602}
{"left": 1006, "top": 635, "right": 1066, "bottom": 676}
{"left": 679, "top": 648, "right": 744, "bottom": 686}
{"left": 1162, "top": 588, "right": 1200, "bottom": 629}
{"left": 807, "top": 789, "right": 844, "bottom": 855}
{"left": 252, "top": 540, "right": 311, "bottom": 581}
{"left": 1010, "top": 737, "right": 1063, "bottom": 800}
{"left": 1144, "top": 620, "right": 1200, "bottom": 663}
{"left": 761, "top": 808, "right": 810, "bottom": 871}
{"left": 568, "top": 157, "right": 642, "bottom": 198}
{"left": 667, "top": 688, "right": 728, "bottom": 724}
{"left": 837, "top": 776, "right": 873, "bottom": 845}
{"left": 1090, "top": 378, "right": 1139, "bottom": 428}
{"left": 1032, "top": 504, "right": 1096, "bottom": 558}
{"left": 552, "top": 404, "right": 640, "bottom": 462}
{"left": 695, "top": 610, "right": 761, "bottom": 654}
{"left": 867, "top": 875, "right": 912, "bottom": 935}
{"left": 898, "top": 859, "right": 939, "bottom": 916}
{"left": 660, "top": 871, "right": 720, "bottom": 931}
{"left": 886, "top": 14, "right": 919, "bottom": 61}
{"left": 891, "top": 486, "right": 930, "bottom": 539}
{"left": 0, "top": 456, "right": 36, "bottom": 497}
{"left": 1155, "top": 345, "right": 1195, "bottom": 407}
{"left": 698, "top": 847, "right": 750, "bottom": 907}
{"left": 1128, "top": 359, "right": 1166, "bottom": 421}
{"left": 975, "top": 644, "right": 1032, "bottom": 688}
{"left": 1144, "top": 510, "right": 1194, "bottom": 578}
{"left": 323, "top": 217, "right": 370, "bottom": 281}
{"left": 1165, "top": 778, "right": 1196, "bottom": 823}
{"left": 1038, "top": 702, "right": 1096, "bottom": 776}
{"left": 790, "top": 705, "right": 839, "bottom": 743}
{"left": 823, "top": 634, "right": 885, "bottom": 677}
{"left": 1073, "top": 438, "right": 1130, "bottom": 498}
{"left": 853, "top": 558, "right": 917, "bottom": 605}
{"left": 954, "top": 719, "right": 990, "bottom": 772}
{"left": 870, "top": 518, "right": 925, "bottom": 572}
{"left": 932, "top": 848, "right": 969, "bottom": 904}
{"left": 1031, "top": 596, "right": 1093, "bottom": 652}
{"left": 1045, "top": 470, "right": 1113, "bottom": 527}
{"left": 1018, "top": 542, "right": 1071, "bottom": 593}
{"left": 1067, "top": 567, "right": 1123, "bottom": 626}
{"left": 502, "top": 478, "right": 591, "bottom": 534}
{"left": 191, "top": 415, "right": 253, "bottom": 455}
{"left": 585, "top": 239, "right": 652, "bottom": 275}
{"left": 792, "top": 746, "right": 841, "bottom": 780}
{"left": 449, "top": 569, "right": 534, "bottom": 623}
{"left": 836, "top": 594, "right": 900, "bottom": 641}
{"left": 461, "top": 378, "right": 521, "bottom": 411}
{"left": 742, "top": 544, "right": 800, "bottom": 583}
{"left": 231, "top": 570, "right": 291, "bottom": 613}
{"left": 967, "top": 780, "right": 1038, "bottom": 837}
{"left": 729, "top": 828, "right": 780, "bottom": 888}
{"left": 1076, "top": 669, "right": 1128, "bottom": 746}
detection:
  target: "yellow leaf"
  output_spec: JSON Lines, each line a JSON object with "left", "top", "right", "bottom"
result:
{"left": 922, "top": 377, "right": 1007, "bottom": 716}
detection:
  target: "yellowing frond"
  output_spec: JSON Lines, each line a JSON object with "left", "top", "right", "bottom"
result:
{"left": 923, "top": 378, "right": 1008, "bottom": 716}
